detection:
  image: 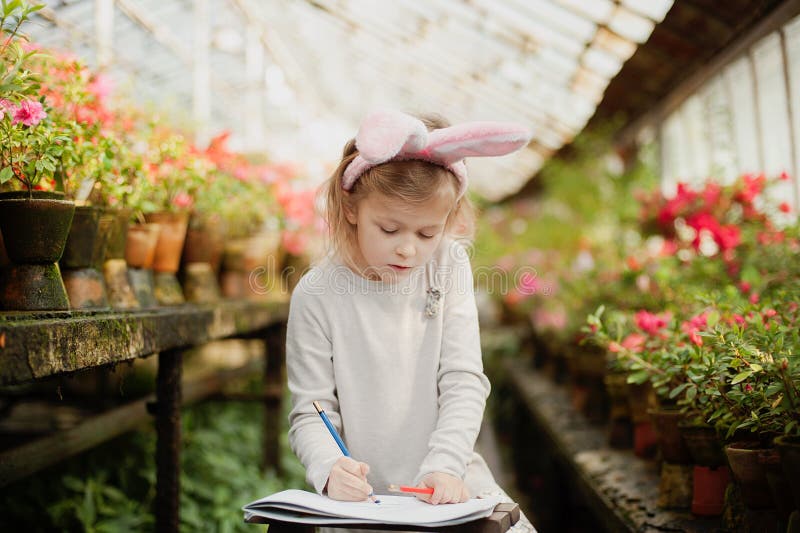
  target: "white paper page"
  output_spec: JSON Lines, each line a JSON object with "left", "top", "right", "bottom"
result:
{"left": 244, "top": 507, "right": 494, "bottom": 527}
{"left": 243, "top": 489, "right": 500, "bottom": 525}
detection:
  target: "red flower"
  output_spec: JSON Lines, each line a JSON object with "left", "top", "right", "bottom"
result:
{"left": 657, "top": 183, "right": 697, "bottom": 228}
{"left": 735, "top": 173, "right": 765, "bottom": 205}
{"left": 701, "top": 182, "right": 722, "bottom": 210}
{"left": 779, "top": 202, "right": 792, "bottom": 213}
{"left": 635, "top": 310, "right": 671, "bottom": 335}
{"left": 738, "top": 281, "right": 751, "bottom": 294}
{"left": 681, "top": 312, "right": 708, "bottom": 346}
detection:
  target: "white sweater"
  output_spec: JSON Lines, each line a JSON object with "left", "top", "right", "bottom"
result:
{"left": 286, "top": 238, "right": 495, "bottom": 496}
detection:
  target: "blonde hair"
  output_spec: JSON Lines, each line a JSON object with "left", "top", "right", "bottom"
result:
{"left": 321, "top": 115, "right": 476, "bottom": 262}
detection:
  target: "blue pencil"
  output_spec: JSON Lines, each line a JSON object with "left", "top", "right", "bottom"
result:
{"left": 313, "top": 401, "right": 379, "bottom": 504}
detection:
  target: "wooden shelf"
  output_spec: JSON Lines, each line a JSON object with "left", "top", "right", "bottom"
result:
{"left": 0, "top": 300, "right": 288, "bottom": 385}
{"left": 503, "top": 358, "right": 722, "bottom": 533}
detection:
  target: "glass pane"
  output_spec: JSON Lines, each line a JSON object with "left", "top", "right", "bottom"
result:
{"left": 753, "top": 32, "right": 795, "bottom": 206}
{"left": 724, "top": 56, "right": 761, "bottom": 175}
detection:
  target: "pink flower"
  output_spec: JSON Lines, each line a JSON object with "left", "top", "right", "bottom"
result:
{"left": 744, "top": 383, "right": 754, "bottom": 393}
{"left": 171, "top": 191, "right": 193, "bottom": 209}
{"left": 87, "top": 74, "right": 114, "bottom": 102}
{"left": 12, "top": 99, "right": 47, "bottom": 126}
{"left": 517, "top": 271, "right": 539, "bottom": 295}
{"left": 660, "top": 239, "right": 678, "bottom": 257}
{"left": 281, "top": 230, "right": 308, "bottom": 256}
{"left": 681, "top": 312, "right": 708, "bottom": 346}
{"left": 749, "top": 292, "right": 760, "bottom": 304}
{"left": 780, "top": 171, "right": 790, "bottom": 181}
{"left": 0, "top": 99, "right": 12, "bottom": 119}
{"left": 762, "top": 309, "right": 778, "bottom": 324}
{"left": 608, "top": 333, "right": 646, "bottom": 353}
{"left": 731, "top": 314, "right": 746, "bottom": 326}
{"left": 635, "top": 310, "right": 671, "bottom": 335}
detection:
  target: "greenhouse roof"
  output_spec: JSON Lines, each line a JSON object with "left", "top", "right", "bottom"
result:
{"left": 27, "top": 0, "right": 674, "bottom": 199}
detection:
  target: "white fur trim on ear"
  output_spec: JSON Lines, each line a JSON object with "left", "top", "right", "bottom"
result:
{"left": 355, "top": 110, "right": 428, "bottom": 164}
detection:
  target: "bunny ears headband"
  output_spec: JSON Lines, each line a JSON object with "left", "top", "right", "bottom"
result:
{"left": 342, "top": 110, "right": 533, "bottom": 198}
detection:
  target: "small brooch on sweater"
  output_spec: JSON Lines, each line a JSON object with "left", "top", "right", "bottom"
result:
{"left": 425, "top": 287, "right": 442, "bottom": 318}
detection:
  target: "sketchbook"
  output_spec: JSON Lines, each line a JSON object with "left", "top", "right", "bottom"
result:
{"left": 242, "top": 489, "right": 501, "bottom": 527}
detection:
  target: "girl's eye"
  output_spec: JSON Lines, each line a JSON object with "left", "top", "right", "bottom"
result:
{"left": 419, "top": 233, "right": 435, "bottom": 240}
{"left": 380, "top": 227, "right": 397, "bottom": 234}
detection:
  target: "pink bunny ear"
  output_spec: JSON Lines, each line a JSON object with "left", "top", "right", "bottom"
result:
{"left": 355, "top": 110, "right": 428, "bottom": 164}
{"left": 342, "top": 111, "right": 532, "bottom": 198}
{"left": 423, "top": 122, "right": 532, "bottom": 165}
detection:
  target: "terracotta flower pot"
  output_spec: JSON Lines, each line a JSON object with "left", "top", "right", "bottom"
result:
{"left": 650, "top": 408, "right": 692, "bottom": 465}
{"left": 182, "top": 212, "right": 225, "bottom": 271}
{"left": 725, "top": 442, "right": 774, "bottom": 509}
{"left": 692, "top": 465, "right": 730, "bottom": 516}
{"left": 679, "top": 423, "right": 726, "bottom": 468}
{"left": 143, "top": 211, "right": 189, "bottom": 273}
{"left": 125, "top": 223, "right": 161, "bottom": 269}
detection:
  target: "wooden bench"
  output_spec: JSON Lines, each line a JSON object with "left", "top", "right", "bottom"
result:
{"left": 245, "top": 502, "right": 520, "bottom": 533}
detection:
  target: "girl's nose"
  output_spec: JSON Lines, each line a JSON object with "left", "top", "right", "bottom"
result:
{"left": 396, "top": 242, "right": 416, "bottom": 258}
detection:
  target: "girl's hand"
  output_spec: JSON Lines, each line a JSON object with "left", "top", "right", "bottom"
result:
{"left": 325, "top": 457, "right": 374, "bottom": 501}
{"left": 417, "top": 472, "right": 470, "bottom": 504}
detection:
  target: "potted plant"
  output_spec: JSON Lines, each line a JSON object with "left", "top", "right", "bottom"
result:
{"left": 0, "top": 1, "right": 76, "bottom": 310}
{"left": 130, "top": 126, "right": 204, "bottom": 305}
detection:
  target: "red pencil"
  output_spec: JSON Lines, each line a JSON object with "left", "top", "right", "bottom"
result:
{"left": 387, "top": 484, "right": 434, "bottom": 495}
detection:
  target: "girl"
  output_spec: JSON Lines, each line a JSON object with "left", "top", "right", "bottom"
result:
{"left": 286, "top": 110, "right": 535, "bottom": 532}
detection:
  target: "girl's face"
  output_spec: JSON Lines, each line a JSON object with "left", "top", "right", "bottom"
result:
{"left": 344, "top": 188, "right": 455, "bottom": 282}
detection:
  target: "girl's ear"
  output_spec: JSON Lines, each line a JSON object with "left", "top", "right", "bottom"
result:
{"left": 343, "top": 194, "right": 358, "bottom": 225}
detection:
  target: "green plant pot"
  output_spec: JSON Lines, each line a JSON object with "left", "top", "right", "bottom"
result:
{"left": 0, "top": 193, "right": 75, "bottom": 263}
{"left": 104, "top": 207, "right": 132, "bottom": 261}
{"left": 61, "top": 206, "right": 111, "bottom": 269}
{"left": 0, "top": 192, "right": 75, "bottom": 310}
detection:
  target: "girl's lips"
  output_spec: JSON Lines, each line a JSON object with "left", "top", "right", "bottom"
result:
{"left": 390, "top": 264, "right": 410, "bottom": 270}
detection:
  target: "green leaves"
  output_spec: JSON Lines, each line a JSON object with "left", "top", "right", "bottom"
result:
{"left": 0, "top": 165, "right": 13, "bottom": 183}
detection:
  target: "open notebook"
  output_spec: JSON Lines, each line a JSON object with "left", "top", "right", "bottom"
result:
{"left": 243, "top": 489, "right": 501, "bottom": 527}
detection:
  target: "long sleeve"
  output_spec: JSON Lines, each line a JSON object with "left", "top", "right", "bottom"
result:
{"left": 415, "top": 242, "right": 491, "bottom": 482}
{"left": 286, "top": 276, "right": 343, "bottom": 494}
